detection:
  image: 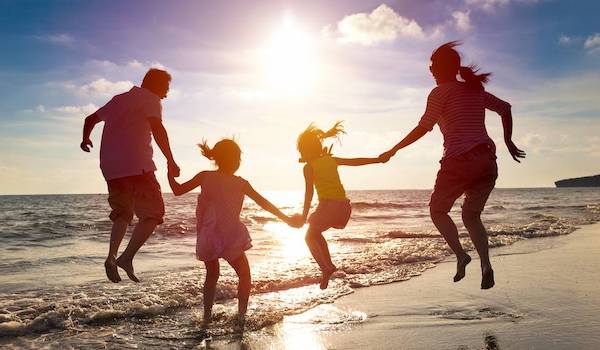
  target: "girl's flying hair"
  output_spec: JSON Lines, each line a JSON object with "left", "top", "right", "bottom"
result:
{"left": 297, "top": 121, "right": 345, "bottom": 162}
{"left": 198, "top": 138, "right": 241, "bottom": 171}
{"left": 431, "top": 41, "right": 491, "bottom": 91}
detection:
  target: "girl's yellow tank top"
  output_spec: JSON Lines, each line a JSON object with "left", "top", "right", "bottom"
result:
{"left": 310, "top": 155, "right": 347, "bottom": 200}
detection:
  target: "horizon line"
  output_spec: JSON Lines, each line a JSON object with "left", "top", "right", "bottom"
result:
{"left": 0, "top": 186, "right": 562, "bottom": 196}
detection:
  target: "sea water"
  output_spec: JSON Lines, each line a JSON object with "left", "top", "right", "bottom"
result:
{"left": 1, "top": 188, "right": 599, "bottom": 348}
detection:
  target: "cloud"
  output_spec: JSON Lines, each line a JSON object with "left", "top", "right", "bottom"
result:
{"left": 328, "top": 4, "right": 427, "bottom": 45}
{"left": 127, "top": 60, "right": 166, "bottom": 70}
{"left": 34, "top": 33, "right": 75, "bottom": 46}
{"left": 62, "top": 78, "right": 134, "bottom": 97}
{"left": 452, "top": 10, "right": 471, "bottom": 32}
{"left": 465, "top": 0, "right": 538, "bottom": 12}
{"left": 584, "top": 33, "right": 600, "bottom": 53}
{"left": 558, "top": 35, "right": 573, "bottom": 45}
{"left": 22, "top": 105, "right": 46, "bottom": 113}
{"left": 54, "top": 103, "right": 99, "bottom": 115}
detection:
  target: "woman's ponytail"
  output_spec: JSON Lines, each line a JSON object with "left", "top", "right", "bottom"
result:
{"left": 459, "top": 65, "right": 491, "bottom": 91}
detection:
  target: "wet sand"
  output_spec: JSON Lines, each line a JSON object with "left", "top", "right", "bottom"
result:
{"left": 212, "top": 222, "right": 600, "bottom": 349}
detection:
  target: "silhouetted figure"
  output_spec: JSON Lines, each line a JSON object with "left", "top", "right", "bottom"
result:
{"left": 296, "top": 122, "right": 388, "bottom": 289}
{"left": 80, "top": 69, "right": 180, "bottom": 283}
{"left": 484, "top": 333, "right": 501, "bottom": 350}
{"left": 167, "top": 138, "right": 301, "bottom": 327}
{"left": 380, "top": 42, "right": 525, "bottom": 289}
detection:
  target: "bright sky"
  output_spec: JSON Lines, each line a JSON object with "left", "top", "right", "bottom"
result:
{"left": 1, "top": 0, "right": 599, "bottom": 194}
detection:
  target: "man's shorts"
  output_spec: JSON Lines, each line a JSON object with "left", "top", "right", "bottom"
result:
{"left": 430, "top": 144, "right": 498, "bottom": 214}
{"left": 106, "top": 172, "right": 165, "bottom": 224}
{"left": 308, "top": 199, "right": 352, "bottom": 231}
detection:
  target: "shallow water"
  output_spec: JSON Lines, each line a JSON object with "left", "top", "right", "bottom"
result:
{"left": 1, "top": 188, "right": 599, "bottom": 347}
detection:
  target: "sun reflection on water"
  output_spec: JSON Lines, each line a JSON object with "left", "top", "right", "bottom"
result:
{"left": 263, "top": 222, "right": 309, "bottom": 259}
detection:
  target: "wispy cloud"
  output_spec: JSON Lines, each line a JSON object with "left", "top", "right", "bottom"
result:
{"left": 34, "top": 33, "right": 75, "bottom": 46}
{"left": 558, "top": 35, "right": 573, "bottom": 45}
{"left": 54, "top": 103, "right": 98, "bottom": 115}
{"left": 452, "top": 10, "right": 471, "bottom": 32}
{"left": 60, "top": 78, "right": 134, "bottom": 97}
{"left": 465, "top": 0, "right": 538, "bottom": 12}
{"left": 584, "top": 33, "right": 600, "bottom": 53}
{"left": 127, "top": 60, "right": 166, "bottom": 70}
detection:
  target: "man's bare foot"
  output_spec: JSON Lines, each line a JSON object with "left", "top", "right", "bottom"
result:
{"left": 116, "top": 256, "right": 140, "bottom": 282}
{"left": 453, "top": 254, "right": 472, "bottom": 282}
{"left": 104, "top": 258, "right": 121, "bottom": 283}
{"left": 320, "top": 266, "right": 336, "bottom": 290}
{"left": 481, "top": 267, "right": 495, "bottom": 289}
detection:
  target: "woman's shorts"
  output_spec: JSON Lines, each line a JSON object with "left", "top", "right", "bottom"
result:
{"left": 430, "top": 144, "right": 498, "bottom": 214}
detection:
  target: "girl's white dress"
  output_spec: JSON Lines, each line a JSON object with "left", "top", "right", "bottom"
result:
{"left": 195, "top": 171, "right": 252, "bottom": 262}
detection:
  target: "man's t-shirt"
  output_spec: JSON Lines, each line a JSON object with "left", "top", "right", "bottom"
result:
{"left": 97, "top": 86, "right": 162, "bottom": 180}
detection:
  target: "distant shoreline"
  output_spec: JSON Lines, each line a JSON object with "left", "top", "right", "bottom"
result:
{"left": 555, "top": 174, "right": 600, "bottom": 188}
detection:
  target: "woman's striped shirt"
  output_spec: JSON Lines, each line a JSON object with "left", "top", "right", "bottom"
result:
{"left": 418, "top": 81, "right": 511, "bottom": 159}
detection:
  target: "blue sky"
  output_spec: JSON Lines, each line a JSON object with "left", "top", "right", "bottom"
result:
{"left": 1, "top": 0, "right": 599, "bottom": 194}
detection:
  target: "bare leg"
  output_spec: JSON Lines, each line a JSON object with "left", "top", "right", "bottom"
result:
{"left": 430, "top": 209, "right": 471, "bottom": 282}
{"left": 202, "top": 259, "right": 220, "bottom": 326}
{"left": 305, "top": 226, "right": 336, "bottom": 289}
{"left": 462, "top": 210, "right": 494, "bottom": 289}
{"left": 105, "top": 218, "right": 129, "bottom": 283}
{"left": 228, "top": 253, "right": 251, "bottom": 318}
{"left": 116, "top": 218, "right": 159, "bottom": 282}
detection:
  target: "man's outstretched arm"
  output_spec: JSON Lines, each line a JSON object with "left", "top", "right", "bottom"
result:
{"left": 148, "top": 117, "right": 180, "bottom": 177}
{"left": 80, "top": 113, "right": 101, "bottom": 152}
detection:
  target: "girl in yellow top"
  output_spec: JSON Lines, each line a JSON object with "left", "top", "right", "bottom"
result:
{"left": 297, "top": 121, "right": 387, "bottom": 289}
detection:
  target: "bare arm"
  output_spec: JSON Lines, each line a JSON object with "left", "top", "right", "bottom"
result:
{"left": 80, "top": 113, "right": 101, "bottom": 152}
{"left": 333, "top": 157, "right": 383, "bottom": 166}
{"left": 379, "top": 125, "right": 429, "bottom": 161}
{"left": 168, "top": 171, "right": 204, "bottom": 196}
{"left": 244, "top": 182, "right": 291, "bottom": 224}
{"left": 148, "top": 117, "right": 180, "bottom": 176}
{"left": 302, "top": 164, "right": 314, "bottom": 222}
{"left": 500, "top": 108, "right": 526, "bottom": 162}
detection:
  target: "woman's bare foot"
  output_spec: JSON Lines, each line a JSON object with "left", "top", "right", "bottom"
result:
{"left": 481, "top": 267, "right": 495, "bottom": 289}
{"left": 104, "top": 258, "right": 121, "bottom": 283}
{"left": 453, "top": 254, "right": 472, "bottom": 282}
{"left": 116, "top": 256, "right": 140, "bottom": 282}
{"left": 201, "top": 316, "right": 211, "bottom": 329}
{"left": 234, "top": 313, "right": 246, "bottom": 333}
{"left": 320, "top": 266, "right": 337, "bottom": 290}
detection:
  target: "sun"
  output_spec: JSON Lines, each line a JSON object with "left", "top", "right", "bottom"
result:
{"left": 263, "top": 16, "right": 317, "bottom": 95}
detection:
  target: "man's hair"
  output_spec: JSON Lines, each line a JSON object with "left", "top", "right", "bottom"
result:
{"left": 141, "top": 68, "right": 171, "bottom": 92}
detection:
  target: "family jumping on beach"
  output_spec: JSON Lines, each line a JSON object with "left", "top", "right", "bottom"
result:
{"left": 80, "top": 41, "right": 525, "bottom": 325}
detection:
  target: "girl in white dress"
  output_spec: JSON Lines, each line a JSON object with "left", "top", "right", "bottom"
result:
{"left": 168, "top": 138, "right": 300, "bottom": 325}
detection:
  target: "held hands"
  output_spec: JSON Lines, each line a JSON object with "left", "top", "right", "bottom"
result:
{"left": 286, "top": 214, "right": 305, "bottom": 228}
{"left": 505, "top": 140, "right": 526, "bottom": 163}
{"left": 167, "top": 161, "right": 181, "bottom": 177}
{"left": 378, "top": 149, "right": 396, "bottom": 163}
{"left": 80, "top": 138, "right": 93, "bottom": 152}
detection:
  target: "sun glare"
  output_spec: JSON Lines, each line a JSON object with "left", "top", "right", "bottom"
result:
{"left": 264, "top": 16, "right": 317, "bottom": 95}
{"left": 263, "top": 222, "right": 309, "bottom": 259}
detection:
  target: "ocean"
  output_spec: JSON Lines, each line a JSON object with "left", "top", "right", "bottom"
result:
{"left": 1, "top": 188, "right": 599, "bottom": 348}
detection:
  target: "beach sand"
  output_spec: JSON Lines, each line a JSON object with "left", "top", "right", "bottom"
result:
{"left": 207, "top": 222, "right": 600, "bottom": 349}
